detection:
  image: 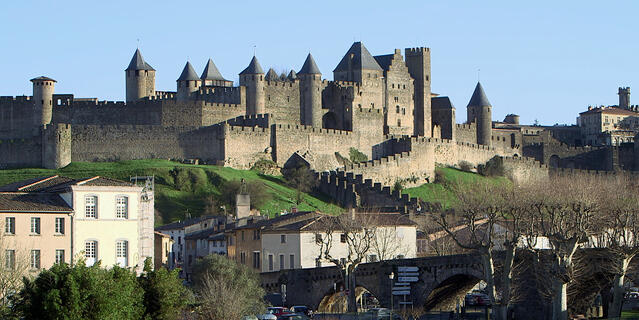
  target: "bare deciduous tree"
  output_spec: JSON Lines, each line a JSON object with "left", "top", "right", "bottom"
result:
{"left": 0, "top": 224, "right": 30, "bottom": 314}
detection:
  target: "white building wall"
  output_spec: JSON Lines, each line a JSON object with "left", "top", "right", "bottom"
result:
{"left": 261, "top": 233, "right": 301, "bottom": 272}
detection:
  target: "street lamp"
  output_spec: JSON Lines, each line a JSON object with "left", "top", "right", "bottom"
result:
{"left": 389, "top": 271, "right": 394, "bottom": 318}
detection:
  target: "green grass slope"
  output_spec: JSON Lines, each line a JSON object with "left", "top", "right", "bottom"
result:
{"left": 402, "top": 167, "right": 509, "bottom": 208}
{"left": 0, "top": 160, "right": 343, "bottom": 225}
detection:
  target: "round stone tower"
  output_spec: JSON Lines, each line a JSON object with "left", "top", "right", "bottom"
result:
{"left": 31, "top": 76, "right": 56, "bottom": 126}
{"left": 466, "top": 82, "right": 492, "bottom": 146}
{"left": 125, "top": 49, "right": 156, "bottom": 102}
{"left": 239, "top": 56, "right": 265, "bottom": 115}
{"left": 176, "top": 61, "right": 201, "bottom": 101}
{"left": 298, "top": 53, "right": 322, "bottom": 127}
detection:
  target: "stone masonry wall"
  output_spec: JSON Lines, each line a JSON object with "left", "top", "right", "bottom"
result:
{"left": 0, "top": 97, "right": 37, "bottom": 138}
{"left": 0, "top": 135, "right": 42, "bottom": 168}
{"left": 71, "top": 125, "right": 224, "bottom": 163}
{"left": 53, "top": 100, "right": 162, "bottom": 125}
{"left": 264, "top": 81, "right": 301, "bottom": 124}
{"left": 223, "top": 125, "right": 272, "bottom": 169}
{"left": 455, "top": 123, "right": 476, "bottom": 145}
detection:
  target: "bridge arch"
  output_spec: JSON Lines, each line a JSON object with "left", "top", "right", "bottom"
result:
{"left": 316, "top": 284, "right": 383, "bottom": 313}
{"left": 422, "top": 266, "right": 485, "bottom": 311}
{"left": 548, "top": 154, "right": 560, "bottom": 168}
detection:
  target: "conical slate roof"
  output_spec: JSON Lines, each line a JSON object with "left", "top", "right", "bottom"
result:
{"left": 200, "top": 58, "right": 227, "bottom": 81}
{"left": 287, "top": 70, "right": 297, "bottom": 80}
{"left": 467, "top": 82, "right": 491, "bottom": 107}
{"left": 333, "top": 42, "right": 382, "bottom": 72}
{"left": 126, "top": 49, "right": 155, "bottom": 71}
{"left": 265, "top": 68, "right": 279, "bottom": 81}
{"left": 239, "top": 56, "right": 264, "bottom": 75}
{"left": 177, "top": 62, "right": 200, "bottom": 81}
{"left": 298, "top": 53, "right": 321, "bottom": 74}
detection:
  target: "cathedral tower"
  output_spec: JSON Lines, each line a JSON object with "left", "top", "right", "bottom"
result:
{"left": 466, "top": 82, "right": 492, "bottom": 146}
{"left": 125, "top": 49, "right": 155, "bottom": 102}
{"left": 31, "top": 76, "right": 56, "bottom": 126}
{"left": 298, "top": 53, "right": 322, "bottom": 127}
{"left": 239, "top": 56, "right": 265, "bottom": 115}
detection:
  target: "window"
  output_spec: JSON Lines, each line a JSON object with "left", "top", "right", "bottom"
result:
{"left": 397, "top": 119, "right": 401, "bottom": 127}
{"left": 85, "top": 196, "right": 97, "bottom": 218}
{"left": 253, "top": 251, "right": 260, "bottom": 269}
{"left": 85, "top": 241, "right": 97, "bottom": 266}
{"left": 396, "top": 105, "right": 400, "bottom": 113}
{"left": 315, "top": 234, "right": 322, "bottom": 243}
{"left": 55, "top": 249, "right": 65, "bottom": 264}
{"left": 4, "top": 217, "right": 14, "bottom": 235}
{"left": 240, "top": 252, "right": 246, "bottom": 264}
{"left": 340, "top": 258, "right": 346, "bottom": 266}
{"left": 116, "top": 196, "right": 128, "bottom": 219}
{"left": 5, "top": 250, "right": 15, "bottom": 270}
{"left": 340, "top": 234, "right": 347, "bottom": 243}
{"left": 315, "top": 258, "right": 321, "bottom": 268}
{"left": 55, "top": 217, "right": 65, "bottom": 234}
{"left": 268, "top": 255, "right": 273, "bottom": 271}
{"left": 30, "top": 217, "right": 40, "bottom": 235}
{"left": 30, "top": 250, "right": 40, "bottom": 269}
{"left": 241, "top": 231, "right": 245, "bottom": 241}
{"left": 290, "top": 254, "right": 294, "bottom": 269}
{"left": 279, "top": 254, "right": 285, "bottom": 270}
{"left": 368, "top": 254, "right": 378, "bottom": 262}
{"left": 280, "top": 234, "right": 286, "bottom": 243}
{"left": 116, "top": 240, "right": 128, "bottom": 266}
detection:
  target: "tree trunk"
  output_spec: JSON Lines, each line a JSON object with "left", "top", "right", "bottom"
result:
{"left": 551, "top": 240, "right": 578, "bottom": 320}
{"left": 496, "top": 244, "right": 516, "bottom": 320}
{"left": 481, "top": 250, "right": 497, "bottom": 317}
{"left": 608, "top": 256, "right": 630, "bottom": 319}
{"left": 551, "top": 279, "right": 568, "bottom": 320}
{"left": 347, "top": 267, "right": 357, "bottom": 313}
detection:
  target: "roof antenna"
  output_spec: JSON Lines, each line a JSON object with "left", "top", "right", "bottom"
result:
{"left": 478, "top": 68, "right": 481, "bottom": 83}
{"left": 136, "top": 38, "right": 140, "bottom": 49}
{"left": 253, "top": 45, "right": 257, "bottom": 57}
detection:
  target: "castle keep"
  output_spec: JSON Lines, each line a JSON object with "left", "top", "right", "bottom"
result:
{"left": 10, "top": 41, "right": 633, "bottom": 191}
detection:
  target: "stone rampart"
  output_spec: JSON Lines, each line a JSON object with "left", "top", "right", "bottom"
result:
{"left": 53, "top": 99, "right": 162, "bottom": 125}
{"left": 0, "top": 135, "right": 42, "bottom": 169}
{"left": 265, "top": 81, "right": 300, "bottom": 124}
{"left": 223, "top": 125, "right": 272, "bottom": 169}
{"left": 0, "top": 96, "right": 36, "bottom": 138}
{"left": 342, "top": 150, "right": 433, "bottom": 187}
{"left": 71, "top": 124, "right": 224, "bottom": 163}
{"left": 455, "top": 123, "right": 476, "bottom": 145}
{"left": 224, "top": 114, "right": 271, "bottom": 128}
{"left": 198, "top": 86, "right": 244, "bottom": 105}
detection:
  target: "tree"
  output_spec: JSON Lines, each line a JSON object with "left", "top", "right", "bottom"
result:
{"left": 282, "top": 163, "right": 317, "bottom": 205}
{"left": 315, "top": 212, "right": 383, "bottom": 313}
{"left": 13, "top": 262, "right": 145, "bottom": 320}
{"left": 139, "top": 258, "right": 191, "bottom": 320}
{"left": 191, "top": 254, "right": 265, "bottom": 319}
{"left": 0, "top": 229, "right": 30, "bottom": 317}
{"left": 591, "top": 176, "right": 639, "bottom": 318}
{"left": 524, "top": 175, "right": 601, "bottom": 320}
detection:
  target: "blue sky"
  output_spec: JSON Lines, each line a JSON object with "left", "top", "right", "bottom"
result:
{"left": 1, "top": 0, "right": 637, "bottom": 125}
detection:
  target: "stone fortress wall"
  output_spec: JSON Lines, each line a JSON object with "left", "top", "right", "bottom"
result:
{"left": 2, "top": 41, "right": 632, "bottom": 199}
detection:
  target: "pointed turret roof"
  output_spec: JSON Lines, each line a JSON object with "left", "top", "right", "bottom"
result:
{"left": 239, "top": 56, "right": 264, "bottom": 75}
{"left": 333, "top": 42, "right": 382, "bottom": 72}
{"left": 287, "top": 70, "right": 297, "bottom": 80}
{"left": 177, "top": 62, "right": 200, "bottom": 81}
{"left": 200, "top": 58, "right": 227, "bottom": 81}
{"left": 126, "top": 49, "right": 155, "bottom": 71}
{"left": 298, "top": 53, "right": 321, "bottom": 74}
{"left": 467, "top": 82, "right": 491, "bottom": 107}
{"left": 265, "top": 68, "right": 279, "bottom": 81}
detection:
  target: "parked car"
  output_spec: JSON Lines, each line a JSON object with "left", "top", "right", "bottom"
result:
{"left": 625, "top": 291, "right": 639, "bottom": 299}
{"left": 278, "top": 313, "right": 310, "bottom": 320}
{"left": 465, "top": 292, "right": 491, "bottom": 306}
{"left": 366, "top": 308, "right": 402, "bottom": 320}
{"left": 257, "top": 314, "right": 277, "bottom": 320}
{"left": 267, "top": 307, "right": 289, "bottom": 317}
{"left": 290, "top": 306, "right": 312, "bottom": 317}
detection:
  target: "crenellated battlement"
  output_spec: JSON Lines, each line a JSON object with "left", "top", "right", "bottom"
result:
{"left": 405, "top": 47, "right": 431, "bottom": 55}
{"left": 0, "top": 96, "right": 32, "bottom": 102}
{"left": 274, "top": 124, "right": 352, "bottom": 135}
{"left": 455, "top": 123, "right": 475, "bottom": 130}
{"left": 265, "top": 80, "right": 298, "bottom": 87}
{"left": 226, "top": 125, "right": 269, "bottom": 134}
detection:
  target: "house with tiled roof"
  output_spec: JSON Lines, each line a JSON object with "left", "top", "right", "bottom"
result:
{"left": 578, "top": 106, "right": 639, "bottom": 146}
{"left": 0, "top": 175, "right": 154, "bottom": 274}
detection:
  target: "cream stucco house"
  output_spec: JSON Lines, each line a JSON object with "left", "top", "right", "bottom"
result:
{"left": 259, "top": 212, "right": 417, "bottom": 273}
{"left": 0, "top": 175, "right": 154, "bottom": 274}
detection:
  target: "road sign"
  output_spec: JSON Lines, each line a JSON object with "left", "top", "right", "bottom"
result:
{"left": 397, "top": 272, "right": 419, "bottom": 277}
{"left": 398, "top": 276, "right": 419, "bottom": 282}
{"left": 394, "top": 282, "right": 410, "bottom": 287}
{"left": 397, "top": 266, "right": 418, "bottom": 272}
{"left": 393, "top": 286, "right": 410, "bottom": 291}
{"left": 399, "top": 301, "right": 413, "bottom": 305}
{"left": 392, "top": 290, "right": 410, "bottom": 295}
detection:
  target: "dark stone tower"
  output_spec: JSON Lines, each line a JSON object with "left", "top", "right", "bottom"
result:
{"left": 405, "top": 47, "right": 432, "bottom": 137}
{"left": 239, "top": 56, "right": 265, "bottom": 115}
{"left": 619, "top": 87, "right": 630, "bottom": 109}
{"left": 42, "top": 123, "right": 71, "bottom": 169}
{"left": 176, "top": 61, "right": 201, "bottom": 101}
{"left": 125, "top": 49, "right": 155, "bottom": 102}
{"left": 31, "top": 76, "right": 56, "bottom": 126}
{"left": 466, "top": 82, "right": 492, "bottom": 146}
{"left": 298, "top": 53, "right": 322, "bottom": 127}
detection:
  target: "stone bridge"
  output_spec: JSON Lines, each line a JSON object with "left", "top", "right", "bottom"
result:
{"left": 261, "top": 254, "right": 485, "bottom": 312}
{"left": 260, "top": 250, "right": 624, "bottom": 320}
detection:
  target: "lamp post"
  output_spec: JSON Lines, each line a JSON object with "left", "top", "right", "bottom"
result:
{"left": 389, "top": 271, "right": 394, "bottom": 319}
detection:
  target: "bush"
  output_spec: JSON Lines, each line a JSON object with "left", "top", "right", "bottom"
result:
{"left": 282, "top": 163, "right": 317, "bottom": 205}
{"left": 219, "top": 179, "right": 272, "bottom": 212}
{"left": 250, "top": 159, "right": 280, "bottom": 175}
{"left": 170, "top": 167, "right": 208, "bottom": 192}
{"left": 477, "top": 156, "right": 505, "bottom": 177}
{"left": 393, "top": 179, "right": 404, "bottom": 193}
{"left": 139, "top": 259, "right": 191, "bottom": 320}
{"left": 348, "top": 148, "right": 368, "bottom": 163}
{"left": 458, "top": 160, "right": 473, "bottom": 172}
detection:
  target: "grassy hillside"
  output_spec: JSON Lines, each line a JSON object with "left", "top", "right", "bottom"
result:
{"left": 0, "top": 160, "right": 343, "bottom": 225}
{"left": 402, "top": 167, "right": 509, "bottom": 208}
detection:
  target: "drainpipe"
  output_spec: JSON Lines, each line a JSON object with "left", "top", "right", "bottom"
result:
{"left": 69, "top": 211, "right": 74, "bottom": 266}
